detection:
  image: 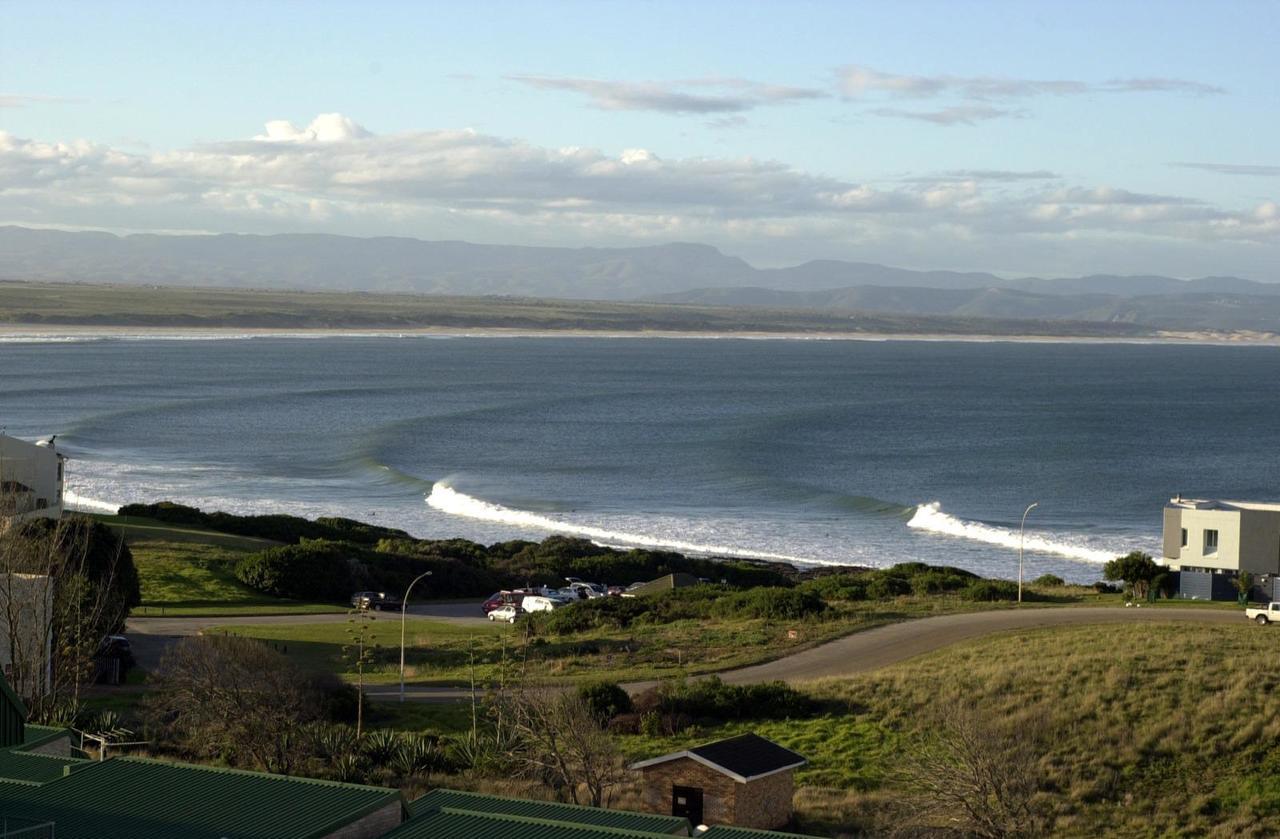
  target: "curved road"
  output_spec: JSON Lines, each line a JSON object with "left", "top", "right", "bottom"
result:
{"left": 126, "top": 605, "right": 1243, "bottom": 701}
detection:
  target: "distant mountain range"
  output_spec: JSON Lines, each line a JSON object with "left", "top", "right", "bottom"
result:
{"left": 2, "top": 226, "right": 1278, "bottom": 333}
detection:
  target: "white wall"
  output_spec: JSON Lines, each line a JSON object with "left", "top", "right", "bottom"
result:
{"left": 0, "top": 436, "right": 63, "bottom": 521}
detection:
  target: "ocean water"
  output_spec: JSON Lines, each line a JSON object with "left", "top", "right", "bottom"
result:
{"left": 3, "top": 334, "right": 1280, "bottom": 583}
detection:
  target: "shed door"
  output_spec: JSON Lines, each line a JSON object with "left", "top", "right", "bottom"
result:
{"left": 672, "top": 785, "right": 704, "bottom": 826}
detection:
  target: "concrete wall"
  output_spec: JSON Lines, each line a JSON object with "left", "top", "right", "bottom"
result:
{"left": 1164, "top": 506, "right": 1280, "bottom": 575}
{"left": 0, "top": 436, "right": 63, "bottom": 522}
{"left": 1238, "top": 510, "right": 1280, "bottom": 576}
{"left": 1162, "top": 507, "right": 1182, "bottom": 560}
{"left": 321, "top": 800, "right": 402, "bottom": 839}
{"left": 24, "top": 733, "right": 72, "bottom": 757}
{"left": 1170, "top": 509, "right": 1241, "bottom": 571}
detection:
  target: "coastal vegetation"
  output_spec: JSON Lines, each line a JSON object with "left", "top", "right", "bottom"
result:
{"left": 0, "top": 279, "right": 1153, "bottom": 338}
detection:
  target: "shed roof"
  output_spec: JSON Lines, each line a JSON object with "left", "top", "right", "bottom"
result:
{"left": 387, "top": 807, "right": 683, "bottom": 839}
{"left": 700, "top": 827, "right": 823, "bottom": 838}
{"left": 409, "top": 788, "right": 689, "bottom": 834}
{"left": 630, "top": 733, "right": 806, "bottom": 783}
{"left": 0, "top": 754, "right": 403, "bottom": 838}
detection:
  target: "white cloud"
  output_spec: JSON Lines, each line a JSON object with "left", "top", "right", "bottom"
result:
{"left": 0, "top": 117, "right": 1274, "bottom": 276}
{"left": 507, "top": 75, "right": 825, "bottom": 114}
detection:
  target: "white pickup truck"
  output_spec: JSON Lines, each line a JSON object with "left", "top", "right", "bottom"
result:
{"left": 1246, "top": 602, "right": 1280, "bottom": 624}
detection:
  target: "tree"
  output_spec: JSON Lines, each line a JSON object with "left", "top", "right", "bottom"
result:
{"left": 496, "top": 686, "right": 625, "bottom": 807}
{"left": 1103, "top": 551, "right": 1161, "bottom": 602}
{"left": 894, "top": 700, "right": 1052, "bottom": 838}
{"left": 144, "top": 635, "right": 323, "bottom": 774}
{"left": 0, "top": 511, "right": 140, "bottom": 717}
{"left": 1233, "top": 571, "right": 1255, "bottom": 606}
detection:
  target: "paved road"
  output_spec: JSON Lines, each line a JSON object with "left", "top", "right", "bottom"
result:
{"left": 124, "top": 605, "right": 1244, "bottom": 702}
{"left": 713, "top": 606, "right": 1241, "bottom": 685}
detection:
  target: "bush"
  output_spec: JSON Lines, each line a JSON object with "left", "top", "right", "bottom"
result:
{"left": 542, "top": 597, "right": 651, "bottom": 634}
{"left": 577, "top": 681, "right": 633, "bottom": 721}
{"left": 233, "top": 540, "right": 363, "bottom": 601}
{"left": 118, "top": 502, "right": 411, "bottom": 545}
{"left": 711, "top": 587, "right": 826, "bottom": 621}
{"left": 866, "top": 574, "right": 912, "bottom": 600}
{"left": 798, "top": 573, "right": 869, "bottom": 602}
{"left": 1033, "top": 574, "right": 1066, "bottom": 588}
{"left": 647, "top": 677, "right": 815, "bottom": 723}
{"left": 962, "top": 579, "right": 1020, "bottom": 602}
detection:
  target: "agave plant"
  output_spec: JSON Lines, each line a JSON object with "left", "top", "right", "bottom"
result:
{"left": 331, "top": 752, "right": 367, "bottom": 783}
{"left": 360, "top": 729, "right": 402, "bottom": 766}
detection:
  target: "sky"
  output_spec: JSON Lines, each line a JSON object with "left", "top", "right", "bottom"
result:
{"left": 2, "top": 0, "right": 1278, "bottom": 279}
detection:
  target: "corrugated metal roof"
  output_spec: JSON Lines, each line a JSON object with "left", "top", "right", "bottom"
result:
{"left": 0, "top": 755, "right": 402, "bottom": 838}
{"left": 409, "top": 788, "right": 689, "bottom": 834}
{"left": 0, "top": 748, "right": 86, "bottom": 784}
{"left": 388, "top": 807, "right": 686, "bottom": 839}
{"left": 700, "top": 827, "right": 822, "bottom": 839}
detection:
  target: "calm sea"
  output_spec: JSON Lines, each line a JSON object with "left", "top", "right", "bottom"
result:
{"left": 4, "top": 335, "right": 1279, "bottom": 582}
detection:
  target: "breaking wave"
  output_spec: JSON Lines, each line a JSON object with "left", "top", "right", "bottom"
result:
{"left": 64, "top": 490, "right": 121, "bottom": 514}
{"left": 907, "top": 501, "right": 1117, "bottom": 564}
{"left": 426, "top": 483, "right": 822, "bottom": 564}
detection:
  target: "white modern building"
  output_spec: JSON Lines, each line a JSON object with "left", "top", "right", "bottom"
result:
{"left": 1162, "top": 497, "right": 1280, "bottom": 576}
{"left": 0, "top": 435, "right": 65, "bottom": 523}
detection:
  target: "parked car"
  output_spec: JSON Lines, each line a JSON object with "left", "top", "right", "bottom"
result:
{"left": 488, "top": 604, "right": 520, "bottom": 623}
{"left": 351, "top": 591, "right": 402, "bottom": 611}
{"left": 1246, "top": 602, "right": 1280, "bottom": 624}
{"left": 93, "top": 634, "right": 135, "bottom": 685}
{"left": 521, "top": 594, "right": 568, "bottom": 613}
{"left": 482, "top": 592, "right": 507, "bottom": 614}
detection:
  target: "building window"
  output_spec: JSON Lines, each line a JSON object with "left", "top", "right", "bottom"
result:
{"left": 1204, "top": 529, "right": 1219, "bottom": 552}
{"left": 57, "top": 462, "right": 63, "bottom": 481}
{"left": 1181, "top": 528, "right": 1188, "bottom": 547}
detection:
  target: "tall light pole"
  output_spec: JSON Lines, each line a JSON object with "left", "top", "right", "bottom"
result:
{"left": 1018, "top": 502, "right": 1039, "bottom": 604}
{"left": 399, "top": 570, "right": 432, "bottom": 703}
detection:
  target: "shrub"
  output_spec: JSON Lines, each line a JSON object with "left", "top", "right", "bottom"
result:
{"left": 798, "top": 573, "right": 869, "bottom": 602}
{"left": 711, "top": 587, "right": 826, "bottom": 621}
{"left": 543, "top": 597, "right": 652, "bottom": 634}
{"left": 866, "top": 574, "right": 912, "bottom": 600}
{"left": 910, "top": 569, "right": 975, "bottom": 596}
{"left": 962, "top": 579, "right": 1020, "bottom": 602}
{"left": 233, "top": 540, "right": 362, "bottom": 601}
{"left": 1033, "top": 574, "right": 1066, "bottom": 587}
{"left": 649, "top": 677, "right": 814, "bottom": 722}
{"left": 577, "top": 681, "right": 633, "bottom": 721}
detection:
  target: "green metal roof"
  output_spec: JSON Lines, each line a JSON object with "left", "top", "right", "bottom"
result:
{"left": 0, "top": 748, "right": 86, "bottom": 784}
{"left": 0, "top": 755, "right": 403, "bottom": 839}
{"left": 700, "top": 827, "right": 823, "bottom": 838}
{"left": 409, "top": 788, "right": 689, "bottom": 834}
{"left": 388, "top": 807, "right": 688, "bottom": 839}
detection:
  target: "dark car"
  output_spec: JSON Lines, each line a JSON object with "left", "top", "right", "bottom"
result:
{"left": 482, "top": 592, "right": 506, "bottom": 614}
{"left": 93, "top": 635, "right": 135, "bottom": 684}
{"left": 351, "top": 591, "right": 402, "bottom": 611}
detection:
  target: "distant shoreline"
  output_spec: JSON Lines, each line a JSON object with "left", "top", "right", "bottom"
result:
{"left": 3, "top": 323, "right": 1280, "bottom": 346}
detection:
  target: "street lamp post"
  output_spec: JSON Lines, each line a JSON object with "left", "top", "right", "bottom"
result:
{"left": 399, "top": 570, "right": 433, "bottom": 703}
{"left": 1018, "top": 502, "right": 1039, "bottom": 604}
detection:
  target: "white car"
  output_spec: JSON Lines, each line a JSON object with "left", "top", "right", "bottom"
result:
{"left": 521, "top": 595, "right": 567, "bottom": 613}
{"left": 488, "top": 604, "right": 519, "bottom": 623}
{"left": 1246, "top": 602, "right": 1280, "bottom": 625}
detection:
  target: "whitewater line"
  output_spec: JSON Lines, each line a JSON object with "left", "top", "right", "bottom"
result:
{"left": 907, "top": 501, "right": 1117, "bottom": 564}
{"left": 426, "top": 483, "right": 827, "bottom": 565}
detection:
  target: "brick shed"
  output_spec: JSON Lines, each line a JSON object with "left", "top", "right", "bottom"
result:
{"left": 630, "top": 733, "right": 805, "bottom": 830}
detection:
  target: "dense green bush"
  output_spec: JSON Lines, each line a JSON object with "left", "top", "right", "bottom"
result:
{"left": 119, "top": 502, "right": 410, "bottom": 545}
{"left": 541, "top": 597, "right": 652, "bottom": 633}
{"left": 648, "top": 677, "right": 815, "bottom": 721}
{"left": 866, "top": 574, "right": 912, "bottom": 599}
{"left": 578, "top": 681, "right": 633, "bottom": 721}
{"left": 712, "top": 587, "right": 826, "bottom": 620}
{"left": 798, "top": 573, "right": 869, "bottom": 602}
{"left": 233, "top": 540, "right": 363, "bottom": 601}
{"left": 962, "top": 579, "right": 1020, "bottom": 602}
{"left": 1034, "top": 574, "right": 1066, "bottom": 587}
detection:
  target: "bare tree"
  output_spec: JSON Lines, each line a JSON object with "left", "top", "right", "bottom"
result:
{"left": 0, "top": 508, "right": 139, "bottom": 718}
{"left": 496, "top": 685, "right": 625, "bottom": 807}
{"left": 893, "top": 701, "right": 1052, "bottom": 839}
{"left": 144, "top": 635, "right": 322, "bottom": 774}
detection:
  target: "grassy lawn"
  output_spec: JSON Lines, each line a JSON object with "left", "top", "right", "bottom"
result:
{"left": 615, "top": 622, "right": 1280, "bottom": 837}
{"left": 101, "top": 515, "right": 344, "bottom": 616}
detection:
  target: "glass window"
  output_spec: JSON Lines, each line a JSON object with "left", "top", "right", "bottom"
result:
{"left": 1204, "top": 529, "right": 1219, "bottom": 552}
{"left": 1181, "top": 528, "right": 1187, "bottom": 547}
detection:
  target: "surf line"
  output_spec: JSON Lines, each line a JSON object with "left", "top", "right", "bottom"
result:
{"left": 426, "top": 483, "right": 828, "bottom": 565}
{"left": 907, "top": 501, "right": 1117, "bottom": 564}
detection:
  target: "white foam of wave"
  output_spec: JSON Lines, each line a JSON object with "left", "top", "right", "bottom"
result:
{"left": 907, "top": 501, "right": 1116, "bottom": 564}
{"left": 427, "top": 483, "right": 820, "bottom": 564}
{"left": 64, "top": 490, "right": 121, "bottom": 514}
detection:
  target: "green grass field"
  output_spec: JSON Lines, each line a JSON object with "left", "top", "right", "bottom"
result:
{"left": 613, "top": 622, "right": 1280, "bottom": 837}
{"left": 101, "top": 515, "right": 343, "bottom": 616}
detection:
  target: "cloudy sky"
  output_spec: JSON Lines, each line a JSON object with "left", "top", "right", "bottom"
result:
{"left": 2, "top": 0, "right": 1277, "bottom": 278}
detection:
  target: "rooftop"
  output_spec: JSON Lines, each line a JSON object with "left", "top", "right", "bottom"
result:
{"left": 630, "top": 734, "right": 806, "bottom": 783}
{"left": 1166, "top": 497, "right": 1280, "bottom": 512}
{"left": 408, "top": 789, "right": 689, "bottom": 834}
